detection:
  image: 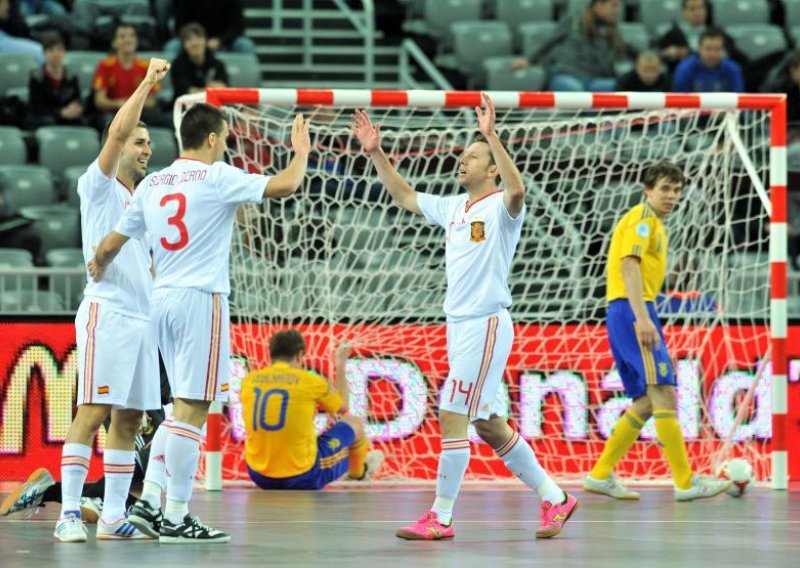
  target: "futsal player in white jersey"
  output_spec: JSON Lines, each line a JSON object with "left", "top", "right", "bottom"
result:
{"left": 55, "top": 58, "right": 170, "bottom": 543}
{"left": 88, "top": 103, "right": 311, "bottom": 543}
{"left": 350, "top": 94, "right": 578, "bottom": 540}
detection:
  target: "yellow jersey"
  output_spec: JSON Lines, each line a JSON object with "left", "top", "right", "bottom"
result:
{"left": 241, "top": 362, "right": 343, "bottom": 478}
{"left": 606, "top": 202, "right": 668, "bottom": 303}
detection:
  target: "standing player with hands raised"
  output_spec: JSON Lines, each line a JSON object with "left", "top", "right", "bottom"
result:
{"left": 88, "top": 104, "right": 312, "bottom": 543}
{"left": 350, "top": 94, "right": 578, "bottom": 540}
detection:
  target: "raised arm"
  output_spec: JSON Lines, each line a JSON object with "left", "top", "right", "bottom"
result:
{"left": 476, "top": 94, "right": 525, "bottom": 218}
{"left": 262, "top": 113, "right": 311, "bottom": 198}
{"left": 97, "top": 58, "right": 170, "bottom": 178}
{"left": 350, "top": 110, "right": 422, "bottom": 215}
{"left": 87, "top": 231, "right": 131, "bottom": 281}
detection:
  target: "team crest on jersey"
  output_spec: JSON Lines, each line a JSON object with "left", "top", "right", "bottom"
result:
{"left": 636, "top": 222, "right": 650, "bottom": 238}
{"left": 327, "top": 438, "right": 341, "bottom": 450}
{"left": 97, "top": 385, "right": 110, "bottom": 395}
{"left": 658, "top": 362, "right": 668, "bottom": 377}
{"left": 470, "top": 220, "right": 486, "bottom": 243}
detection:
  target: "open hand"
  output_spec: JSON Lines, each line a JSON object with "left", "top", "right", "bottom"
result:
{"left": 635, "top": 318, "right": 660, "bottom": 351}
{"left": 349, "top": 109, "right": 381, "bottom": 153}
{"left": 291, "top": 113, "right": 311, "bottom": 155}
{"left": 87, "top": 256, "right": 106, "bottom": 282}
{"left": 475, "top": 93, "right": 496, "bottom": 138}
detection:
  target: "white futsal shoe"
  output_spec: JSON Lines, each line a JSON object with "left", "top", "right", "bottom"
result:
{"left": 675, "top": 474, "right": 734, "bottom": 502}
{"left": 54, "top": 511, "right": 88, "bottom": 543}
{"left": 583, "top": 472, "right": 640, "bottom": 500}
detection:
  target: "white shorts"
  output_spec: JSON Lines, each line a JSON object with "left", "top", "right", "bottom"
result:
{"left": 439, "top": 309, "right": 514, "bottom": 421}
{"left": 152, "top": 288, "right": 230, "bottom": 402}
{"left": 75, "top": 299, "right": 160, "bottom": 410}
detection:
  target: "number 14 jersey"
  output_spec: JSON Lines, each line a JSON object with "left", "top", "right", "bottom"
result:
{"left": 116, "top": 158, "right": 269, "bottom": 294}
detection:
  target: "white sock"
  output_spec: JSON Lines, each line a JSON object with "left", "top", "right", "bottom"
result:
{"left": 495, "top": 431, "right": 565, "bottom": 503}
{"left": 430, "top": 439, "right": 470, "bottom": 525}
{"left": 60, "top": 443, "right": 91, "bottom": 517}
{"left": 165, "top": 498, "right": 189, "bottom": 524}
{"left": 140, "top": 421, "right": 171, "bottom": 505}
{"left": 101, "top": 449, "right": 135, "bottom": 522}
{"left": 164, "top": 421, "right": 203, "bottom": 524}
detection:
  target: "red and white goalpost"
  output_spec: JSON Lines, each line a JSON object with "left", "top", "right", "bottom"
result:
{"left": 174, "top": 88, "right": 789, "bottom": 490}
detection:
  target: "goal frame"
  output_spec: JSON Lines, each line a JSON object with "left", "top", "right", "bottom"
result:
{"left": 175, "top": 88, "right": 789, "bottom": 490}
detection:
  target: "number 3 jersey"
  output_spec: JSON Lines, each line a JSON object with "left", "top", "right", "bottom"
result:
{"left": 115, "top": 158, "right": 269, "bottom": 294}
{"left": 241, "top": 362, "right": 344, "bottom": 478}
{"left": 79, "top": 159, "right": 152, "bottom": 319}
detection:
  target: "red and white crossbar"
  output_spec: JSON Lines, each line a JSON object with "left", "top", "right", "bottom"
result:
{"left": 179, "top": 88, "right": 789, "bottom": 489}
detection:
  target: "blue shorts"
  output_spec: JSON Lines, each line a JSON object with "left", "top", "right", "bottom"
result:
{"left": 247, "top": 422, "right": 356, "bottom": 490}
{"left": 606, "top": 300, "right": 676, "bottom": 400}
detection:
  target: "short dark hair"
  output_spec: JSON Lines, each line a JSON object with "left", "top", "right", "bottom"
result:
{"left": 682, "top": 0, "right": 706, "bottom": 9}
{"left": 643, "top": 161, "right": 685, "bottom": 188}
{"left": 179, "top": 22, "right": 206, "bottom": 43}
{"left": 41, "top": 31, "right": 65, "bottom": 51}
{"left": 180, "top": 103, "right": 226, "bottom": 150}
{"left": 113, "top": 22, "right": 136, "bottom": 40}
{"left": 699, "top": 27, "right": 725, "bottom": 46}
{"left": 269, "top": 330, "right": 306, "bottom": 361}
{"left": 100, "top": 120, "right": 148, "bottom": 146}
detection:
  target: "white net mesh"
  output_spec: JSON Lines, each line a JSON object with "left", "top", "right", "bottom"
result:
{"left": 179, "top": 98, "right": 774, "bottom": 484}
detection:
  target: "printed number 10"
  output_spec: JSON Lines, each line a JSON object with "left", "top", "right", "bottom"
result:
{"left": 252, "top": 387, "right": 289, "bottom": 431}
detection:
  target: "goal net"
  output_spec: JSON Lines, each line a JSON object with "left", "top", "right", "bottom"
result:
{"left": 174, "top": 89, "right": 788, "bottom": 488}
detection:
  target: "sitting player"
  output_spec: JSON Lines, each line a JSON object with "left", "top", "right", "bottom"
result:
{"left": 241, "top": 330, "right": 383, "bottom": 489}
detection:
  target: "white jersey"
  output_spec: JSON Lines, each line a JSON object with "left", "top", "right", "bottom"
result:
{"left": 115, "top": 158, "right": 268, "bottom": 294}
{"left": 79, "top": 159, "right": 152, "bottom": 319}
{"left": 417, "top": 190, "right": 524, "bottom": 321}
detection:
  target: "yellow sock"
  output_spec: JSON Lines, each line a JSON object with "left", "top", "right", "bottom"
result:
{"left": 590, "top": 409, "right": 645, "bottom": 480}
{"left": 347, "top": 438, "right": 370, "bottom": 479}
{"left": 653, "top": 410, "right": 693, "bottom": 490}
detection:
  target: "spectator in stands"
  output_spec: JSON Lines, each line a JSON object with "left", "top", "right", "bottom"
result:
{"left": 0, "top": 0, "right": 44, "bottom": 63}
{"left": 19, "top": 0, "right": 66, "bottom": 17}
{"left": 761, "top": 50, "right": 800, "bottom": 123}
{"left": 90, "top": 22, "right": 163, "bottom": 128}
{"left": 27, "top": 32, "right": 85, "bottom": 127}
{"left": 615, "top": 51, "right": 670, "bottom": 92}
{"left": 672, "top": 28, "right": 744, "bottom": 93}
{"left": 163, "top": 0, "right": 256, "bottom": 57}
{"left": 510, "top": 0, "right": 631, "bottom": 92}
{"left": 171, "top": 22, "right": 228, "bottom": 103}
{"left": 657, "top": 0, "right": 746, "bottom": 73}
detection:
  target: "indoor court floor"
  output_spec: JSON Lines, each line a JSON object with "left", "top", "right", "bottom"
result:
{"left": 0, "top": 486, "right": 797, "bottom": 567}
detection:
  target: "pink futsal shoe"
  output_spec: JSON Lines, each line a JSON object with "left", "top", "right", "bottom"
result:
{"left": 535, "top": 492, "right": 579, "bottom": 539}
{"left": 395, "top": 511, "right": 455, "bottom": 541}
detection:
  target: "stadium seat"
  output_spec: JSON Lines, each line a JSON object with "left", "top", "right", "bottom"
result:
{"left": 46, "top": 247, "right": 86, "bottom": 309}
{"left": 18, "top": 204, "right": 81, "bottom": 256}
{"left": 216, "top": 52, "right": 262, "bottom": 88}
{"left": 0, "top": 165, "right": 56, "bottom": 213}
{"left": 563, "top": 0, "right": 590, "bottom": 17}
{"left": 62, "top": 165, "right": 85, "bottom": 206}
{"left": 423, "top": 0, "right": 482, "bottom": 38}
{"left": 148, "top": 127, "right": 178, "bottom": 167}
{"left": 35, "top": 126, "right": 100, "bottom": 182}
{"left": 494, "top": 0, "right": 554, "bottom": 28}
{"left": 725, "top": 25, "right": 787, "bottom": 61}
{"left": 451, "top": 21, "right": 513, "bottom": 84}
{"left": 0, "top": 248, "right": 33, "bottom": 268}
{"left": 638, "top": 0, "right": 682, "bottom": 31}
{"left": 618, "top": 22, "right": 650, "bottom": 53}
{"left": 0, "top": 127, "right": 27, "bottom": 166}
{"left": 518, "top": 21, "right": 560, "bottom": 59}
{"left": 0, "top": 53, "right": 39, "bottom": 95}
{"left": 0, "top": 290, "right": 65, "bottom": 313}
{"left": 64, "top": 51, "right": 105, "bottom": 97}
{"left": 711, "top": 0, "right": 769, "bottom": 26}
{"left": 484, "top": 57, "right": 547, "bottom": 90}
{"left": 787, "top": 0, "right": 800, "bottom": 27}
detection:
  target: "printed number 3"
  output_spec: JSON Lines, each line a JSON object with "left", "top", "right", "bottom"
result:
{"left": 160, "top": 193, "right": 189, "bottom": 251}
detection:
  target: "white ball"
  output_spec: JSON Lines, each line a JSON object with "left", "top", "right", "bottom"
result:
{"left": 721, "top": 458, "right": 752, "bottom": 497}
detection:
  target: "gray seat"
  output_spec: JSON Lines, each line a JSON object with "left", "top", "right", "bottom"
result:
{"left": 0, "top": 165, "right": 56, "bottom": 213}
{"left": 19, "top": 204, "right": 81, "bottom": 256}
{"left": 35, "top": 126, "right": 100, "bottom": 181}
{"left": 63, "top": 51, "right": 105, "bottom": 96}
{"left": 787, "top": 0, "right": 800, "bottom": 27}
{"left": 0, "top": 127, "right": 27, "bottom": 166}
{"left": 0, "top": 248, "right": 33, "bottom": 268}
{"left": 494, "top": 0, "right": 554, "bottom": 28}
{"left": 725, "top": 25, "right": 787, "bottom": 60}
{"left": 216, "top": 52, "right": 262, "bottom": 88}
{"left": 711, "top": 0, "right": 769, "bottom": 26}
{"left": 424, "top": 0, "right": 482, "bottom": 38}
{"left": 484, "top": 57, "right": 547, "bottom": 90}
{"left": 46, "top": 247, "right": 86, "bottom": 309}
{"left": 518, "top": 21, "right": 560, "bottom": 59}
{"left": 148, "top": 127, "right": 178, "bottom": 167}
{"left": 562, "top": 0, "right": 590, "bottom": 17}
{"left": 0, "top": 53, "right": 39, "bottom": 94}
{"left": 452, "top": 21, "right": 513, "bottom": 84}
{"left": 618, "top": 22, "right": 650, "bottom": 53}
{"left": 63, "top": 165, "right": 86, "bottom": 206}
{"left": 0, "top": 290, "right": 65, "bottom": 313}
{"left": 639, "top": 0, "right": 682, "bottom": 31}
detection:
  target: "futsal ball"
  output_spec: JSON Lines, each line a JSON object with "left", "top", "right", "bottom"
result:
{"left": 721, "top": 458, "right": 752, "bottom": 497}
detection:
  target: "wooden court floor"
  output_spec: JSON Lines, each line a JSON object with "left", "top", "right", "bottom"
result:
{"left": 1, "top": 486, "right": 797, "bottom": 567}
